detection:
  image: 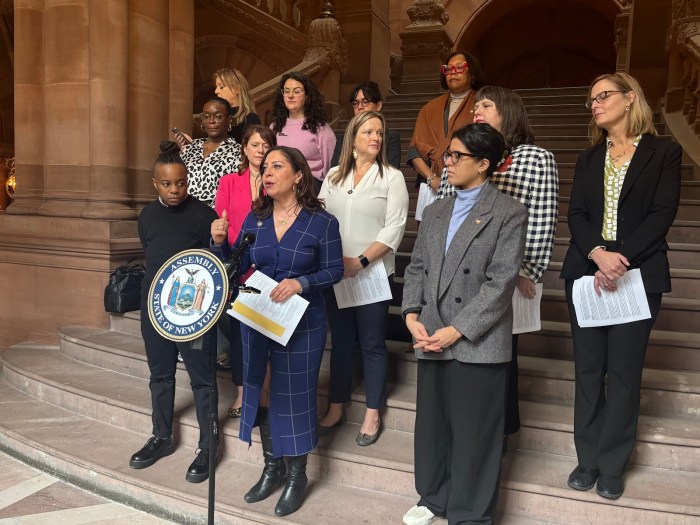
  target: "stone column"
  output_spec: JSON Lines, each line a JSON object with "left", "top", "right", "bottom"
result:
{"left": 334, "top": 0, "right": 391, "bottom": 105}
{"left": 11, "top": 0, "right": 46, "bottom": 215}
{"left": 127, "top": 0, "right": 170, "bottom": 200}
{"left": 614, "top": 4, "right": 632, "bottom": 72}
{"left": 169, "top": 0, "right": 195, "bottom": 136}
{"left": 1, "top": 0, "right": 195, "bottom": 343}
{"left": 83, "top": 0, "right": 135, "bottom": 220}
{"left": 398, "top": 0, "right": 452, "bottom": 94}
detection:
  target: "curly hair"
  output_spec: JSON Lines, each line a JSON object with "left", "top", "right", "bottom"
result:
{"left": 153, "top": 140, "right": 186, "bottom": 169}
{"left": 271, "top": 72, "right": 328, "bottom": 135}
{"left": 252, "top": 146, "right": 325, "bottom": 218}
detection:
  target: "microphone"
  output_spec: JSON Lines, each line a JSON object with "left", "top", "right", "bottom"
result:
{"left": 226, "top": 232, "right": 256, "bottom": 282}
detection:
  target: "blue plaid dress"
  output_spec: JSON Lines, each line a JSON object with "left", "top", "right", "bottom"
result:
{"left": 235, "top": 208, "right": 343, "bottom": 457}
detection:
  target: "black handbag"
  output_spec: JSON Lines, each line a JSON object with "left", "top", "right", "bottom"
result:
{"left": 104, "top": 259, "right": 146, "bottom": 313}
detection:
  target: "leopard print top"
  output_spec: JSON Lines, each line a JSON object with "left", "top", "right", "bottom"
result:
{"left": 181, "top": 137, "right": 242, "bottom": 207}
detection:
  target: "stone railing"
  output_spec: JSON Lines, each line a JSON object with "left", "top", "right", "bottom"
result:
{"left": 200, "top": 1, "right": 345, "bottom": 127}
{"left": 663, "top": 0, "right": 700, "bottom": 169}
{"left": 204, "top": 0, "right": 308, "bottom": 55}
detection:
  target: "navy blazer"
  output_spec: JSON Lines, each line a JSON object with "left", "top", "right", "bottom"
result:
{"left": 560, "top": 134, "right": 681, "bottom": 293}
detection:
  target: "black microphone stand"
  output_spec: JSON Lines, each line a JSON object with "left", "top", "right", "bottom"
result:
{"left": 204, "top": 254, "right": 242, "bottom": 525}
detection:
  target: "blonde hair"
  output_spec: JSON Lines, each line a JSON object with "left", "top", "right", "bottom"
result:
{"left": 213, "top": 68, "right": 256, "bottom": 126}
{"left": 588, "top": 72, "right": 657, "bottom": 145}
{"left": 329, "top": 111, "right": 388, "bottom": 185}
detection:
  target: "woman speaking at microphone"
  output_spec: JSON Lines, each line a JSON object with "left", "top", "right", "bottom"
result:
{"left": 211, "top": 146, "right": 343, "bottom": 517}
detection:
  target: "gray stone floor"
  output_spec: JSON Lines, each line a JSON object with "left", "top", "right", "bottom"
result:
{"left": 0, "top": 451, "right": 176, "bottom": 524}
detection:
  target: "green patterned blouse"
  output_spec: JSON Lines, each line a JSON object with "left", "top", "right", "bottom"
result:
{"left": 602, "top": 135, "right": 642, "bottom": 240}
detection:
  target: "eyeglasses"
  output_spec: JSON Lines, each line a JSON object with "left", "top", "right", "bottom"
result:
{"left": 585, "top": 90, "right": 626, "bottom": 109}
{"left": 282, "top": 88, "right": 305, "bottom": 97}
{"left": 199, "top": 112, "right": 226, "bottom": 122}
{"left": 441, "top": 62, "right": 468, "bottom": 75}
{"left": 351, "top": 98, "right": 374, "bottom": 108}
{"left": 442, "top": 150, "right": 478, "bottom": 164}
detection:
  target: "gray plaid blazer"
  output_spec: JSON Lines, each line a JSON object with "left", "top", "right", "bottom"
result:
{"left": 402, "top": 182, "right": 528, "bottom": 364}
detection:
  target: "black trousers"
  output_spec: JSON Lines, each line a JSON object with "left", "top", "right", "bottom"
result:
{"left": 140, "top": 314, "right": 215, "bottom": 449}
{"left": 565, "top": 280, "right": 662, "bottom": 476}
{"left": 324, "top": 285, "right": 391, "bottom": 409}
{"left": 504, "top": 334, "right": 520, "bottom": 435}
{"left": 414, "top": 359, "right": 507, "bottom": 525}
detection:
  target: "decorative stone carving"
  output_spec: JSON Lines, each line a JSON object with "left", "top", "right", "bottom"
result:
{"left": 207, "top": 0, "right": 306, "bottom": 54}
{"left": 195, "top": 34, "right": 282, "bottom": 73}
{"left": 304, "top": 1, "right": 346, "bottom": 73}
{"left": 406, "top": 0, "right": 449, "bottom": 27}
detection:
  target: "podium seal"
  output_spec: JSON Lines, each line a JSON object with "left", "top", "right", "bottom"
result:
{"left": 147, "top": 249, "right": 229, "bottom": 342}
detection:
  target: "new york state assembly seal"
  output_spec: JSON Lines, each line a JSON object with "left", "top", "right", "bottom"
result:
{"left": 148, "top": 249, "right": 229, "bottom": 342}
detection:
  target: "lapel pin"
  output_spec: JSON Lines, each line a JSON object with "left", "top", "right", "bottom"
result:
{"left": 475, "top": 219, "right": 481, "bottom": 224}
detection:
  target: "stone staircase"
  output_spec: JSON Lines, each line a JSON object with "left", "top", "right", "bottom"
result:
{"left": 1, "top": 86, "right": 700, "bottom": 524}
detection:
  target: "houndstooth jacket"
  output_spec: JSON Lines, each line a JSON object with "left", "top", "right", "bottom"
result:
{"left": 438, "top": 144, "right": 559, "bottom": 282}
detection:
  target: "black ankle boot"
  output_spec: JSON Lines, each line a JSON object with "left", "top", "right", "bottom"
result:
{"left": 274, "top": 454, "right": 308, "bottom": 517}
{"left": 245, "top": 412, "right": 286, "bottom": 503}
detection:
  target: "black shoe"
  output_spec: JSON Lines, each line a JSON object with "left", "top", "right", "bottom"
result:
{"left": 129, "top": 436, "right": 174, "bottom": 469}
{"left": 274, "top": 454, "right": 308, "bottom": 517}
{"left": 186, "top": 448, "right": 211, "bottom": 483}
{"left": 596, "top": 474, "right": 624, "bottom": 499}
{"left": 317, "top": 412, "right": 345, "bottom": 437}
{"left": 567, "top": 465, "right": 599, "bottom": 491}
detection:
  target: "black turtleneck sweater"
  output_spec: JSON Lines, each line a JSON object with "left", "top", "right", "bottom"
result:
{"left": 138, "top": 196, "right": 218, "bottom": 298}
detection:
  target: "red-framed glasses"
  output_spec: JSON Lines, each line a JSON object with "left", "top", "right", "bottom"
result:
{"left": 441, "top": 62, "right": 468, "bottom": 75}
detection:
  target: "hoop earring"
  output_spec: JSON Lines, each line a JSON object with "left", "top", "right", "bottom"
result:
{"left": 293, "top": 183, "right": 299, "bottom": 195}
{"left": 228, "top": 122, "right": 232, "bottom": 132}
{"left": 201, "top": 123, "right": 206, "bottom": 132}
{"left": 352, "top": 148, "right": 358, "bottom": 160}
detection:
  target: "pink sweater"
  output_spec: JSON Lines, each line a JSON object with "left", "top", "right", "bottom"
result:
{"left": 273, "top": 118, "right": 336, "bottom": 181}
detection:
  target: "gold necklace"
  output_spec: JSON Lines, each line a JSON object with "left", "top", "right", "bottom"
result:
{"left": 273, "top": 205, "right": 299, "bottom": 225}
{"left": 610, "top": 143, "right": 633, "bottom": 163}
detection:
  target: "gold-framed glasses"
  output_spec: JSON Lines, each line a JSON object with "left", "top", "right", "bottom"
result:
{"left": 199, "top": 111, "right": 226, "bottom": 122}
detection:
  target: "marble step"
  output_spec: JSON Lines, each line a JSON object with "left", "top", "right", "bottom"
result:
{"left": 518, "top": 320, "right": 700, "bottom": 372}
{"left": 47, "top": 329, "right": 700, "bottom": 470}
{"left": 555, "top": 217, "right": 700, "bottom": 245}
{"left": 1, "top": 375, "right": 698, "bottom": 524}
{"left": 0, "top": 378, "right": 415, "bottom": 525}
{"left": 0, "top": 344, "right": 416, "bottom": 497}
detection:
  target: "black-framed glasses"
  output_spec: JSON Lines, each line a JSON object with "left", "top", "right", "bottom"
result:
{"left": 351, "top": 98, "right": 374, "bottom": 108}
{"left": 199, "top": 111, "right": 226, "bottom": 123}
{"left": 585, "top": 90, "right": 626, "bottom": 109}
{"left": 442, "top": 150, "right": 477, "bottom": 164}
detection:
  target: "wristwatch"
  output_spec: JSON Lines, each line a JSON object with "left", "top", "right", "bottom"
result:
{"left": 358, "top": 254, "right": 370, "bottom": 268}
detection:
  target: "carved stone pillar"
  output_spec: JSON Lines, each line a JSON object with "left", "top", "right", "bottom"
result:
{"left": 614, "top": 4, "right": 632, "bottom": 72}
{"left": 1, "top": 0, "right": 195, "bottom": 343}
{"left": 333, "top": 0, "right": 391, "bottom": 110}
{"left": 82, "top": 0, "right": 133, "bottom": 220}
{"left": 304, "top": 1, "right": 345, "bottom": 122}
{"left": 665, "top": 0, "right": 700, "bottom": 113}
{"left": 398, "top": 0, "right": 452, "bottom": 94}
{"left": 12, "top": 0, "right": 46, "bottom": 215}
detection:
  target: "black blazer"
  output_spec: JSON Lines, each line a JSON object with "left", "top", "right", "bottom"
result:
{"left": 560, "top": 134, "right": 681, "bottom": 293}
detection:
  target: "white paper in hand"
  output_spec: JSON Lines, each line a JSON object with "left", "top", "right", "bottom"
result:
{"left": 228, "top": 271, "right": 308, "bottom": 345}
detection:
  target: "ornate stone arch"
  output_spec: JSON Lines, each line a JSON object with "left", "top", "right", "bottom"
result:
{"left": 448, "top": 0, "right": 623, "bottom": 88}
